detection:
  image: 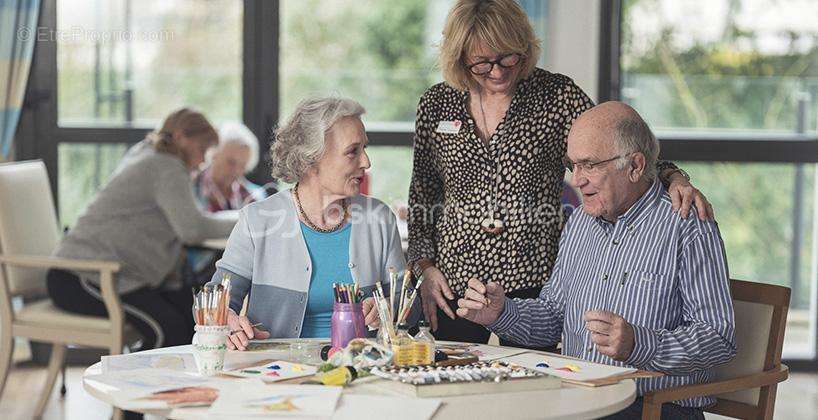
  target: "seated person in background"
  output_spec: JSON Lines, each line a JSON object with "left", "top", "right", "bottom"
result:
{"left": 208, "top": 96, "right": 416, "bottom": 350}
{"left": 48, "top": 108, "right": 237, "bottom": 351}
{"left": 457, "top": 102, "right": 736, "bottom": 420}
{"left": 193, "top": 121, "right": 268, "bottom": 212}
{"left": 188, "top": 122, "right": 268, "bottom": 285}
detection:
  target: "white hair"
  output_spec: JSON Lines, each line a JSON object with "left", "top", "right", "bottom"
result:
{"left": 270, "top": 96, "right": 365, "bottom": 183}
{"left": 213, "top": 122, "right": 260, "bottom": 173}
{"left": 613, "top": 117, "right": 659, "bottom": 182}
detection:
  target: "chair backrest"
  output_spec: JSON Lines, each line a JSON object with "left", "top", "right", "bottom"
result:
{"left": 713, "top": 279, "right": 790, "bottom": 407}
{"left": 0, "top": 160, "right": 61, "bottom": 297}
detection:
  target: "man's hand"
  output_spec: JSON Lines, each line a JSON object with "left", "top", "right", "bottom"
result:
{"left": 584, "top": 310, "right": 635, "bottom": 361}
{"left": 456, "top": 278, "right": 506, "bottom": 326}
{"left": 419, "top": 265, "right": 456, "bottom": 331}
{"left": 226, "top": 309, "right": 270, "bottom": 351}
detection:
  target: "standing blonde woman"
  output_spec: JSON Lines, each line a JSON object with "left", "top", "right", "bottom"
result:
{"left": 48, "top": 108, "right": 236, "bottom": 352}
{"left": 408, "top": 0, "right": 714, "bottom": 345}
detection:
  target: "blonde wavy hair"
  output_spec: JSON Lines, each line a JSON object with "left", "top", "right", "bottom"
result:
{"left": 439, "top": 0, "right": 541, "bottom": 91}
{"left": 147, "top": 107, "right": 217, "bottom": 157}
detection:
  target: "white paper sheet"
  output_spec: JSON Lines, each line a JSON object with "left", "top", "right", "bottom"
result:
{"left": 114, "top": 377, "right": 243, "bottom": 411}
{"left": 208, "top": 382, "right": 342, "bottom": 417}
{"left": 332, "top": 395, "right": 441, "bottom": 420}
{"left": 221, "top": 360, "right": 317, "bottom": 382}
{"left": 500, "top": 352, "right": 637, "bottom": 382}
{"left": 101, "top": 353, "right": 197, "bottom": 373}
{"left": 85, "top": 368, "right": 214, "bottom": 400}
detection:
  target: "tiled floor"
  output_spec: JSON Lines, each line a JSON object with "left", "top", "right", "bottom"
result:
{"left": 0, "top": 363, "right": 816, "bottom": 419}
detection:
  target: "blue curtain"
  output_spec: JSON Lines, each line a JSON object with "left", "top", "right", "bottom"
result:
{"left": 0, "top": 0, "right": 40, "bottom": 159}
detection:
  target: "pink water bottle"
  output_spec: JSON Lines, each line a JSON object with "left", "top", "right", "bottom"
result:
{"left": 331, "top": 302, "right": 366, "bottom": 348}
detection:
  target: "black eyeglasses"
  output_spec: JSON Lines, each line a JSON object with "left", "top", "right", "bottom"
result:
{"left": 465, "top": 53, "right": 523, "bottom": 75}
{"left": 562, "top": 154, "right": 626, "bottom": 174}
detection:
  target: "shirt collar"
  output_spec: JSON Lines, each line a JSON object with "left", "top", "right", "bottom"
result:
{"left": 595, "top": 178, "right": 663, "bottom": 230}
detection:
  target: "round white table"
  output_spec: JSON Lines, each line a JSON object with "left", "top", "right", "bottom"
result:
{"left": 83, "top": 342, "right": 636, "bottom": 419}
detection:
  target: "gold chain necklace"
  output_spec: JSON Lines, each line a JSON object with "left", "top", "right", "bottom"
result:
{"left": 293, "top": 184, "right": 348, "bottom": 233}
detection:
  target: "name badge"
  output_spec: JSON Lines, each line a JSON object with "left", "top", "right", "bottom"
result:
{"left": 435, "top": 120, "right": 462, "bottom": 134}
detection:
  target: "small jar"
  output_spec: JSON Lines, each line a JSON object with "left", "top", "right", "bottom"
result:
{"left": 330, "top": 302, "right": 366, "bottom": 349}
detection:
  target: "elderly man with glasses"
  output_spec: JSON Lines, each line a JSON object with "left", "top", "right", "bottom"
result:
{"left": 457, "top": 101, "right": 736, "bottom": 420}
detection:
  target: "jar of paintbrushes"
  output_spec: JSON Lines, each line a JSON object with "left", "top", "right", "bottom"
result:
{"left": 191, "top": 275, "right": 231, "bottom": 375}
{"left": 331, "top": 283, "right": 366, "bottom": 348}
{"left": 371, "top": 267, "right": 425, "bottom": 365}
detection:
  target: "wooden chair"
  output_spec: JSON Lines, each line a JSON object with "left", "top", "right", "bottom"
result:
{"left": 642, "top": 279, "right": 790, "bottom": 420}
{"left": 0, "top": 160, "right": 126, "bottom": 419}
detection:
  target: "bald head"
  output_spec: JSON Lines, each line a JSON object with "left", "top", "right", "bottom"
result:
{"left": 566, "top": 101, "right": 660, "bottom": 221}
{"left": 574, "top": 101, "right": 642, "bottom": 134}
{"left": 570, "top": 101, "right": 659, "bottom": 181}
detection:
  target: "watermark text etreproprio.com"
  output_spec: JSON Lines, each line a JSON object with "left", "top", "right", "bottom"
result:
{"left": 17, "top": 26, "right": 175, "bottom": 43}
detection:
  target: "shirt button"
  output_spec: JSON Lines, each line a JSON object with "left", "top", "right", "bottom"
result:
{"left": 613, "top": 239, "right": 620, "bottom": 245}
{"left": 305, "top": 266, "right": 310, "bottom": 272}
{"left": 348, "top": 262, "right": 356, "bottom": 269}
{"left": 299, "top": 296, "right": 305, "bottom": 303}
{"left": 587, "top": 346, "right": 593, "bottom": 352}
{"left": 601, "top": 274, "right": 608, "bottom": 281}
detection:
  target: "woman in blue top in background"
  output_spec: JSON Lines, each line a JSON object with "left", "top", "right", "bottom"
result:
{"left": 209, "top": 96, "right": 415, "bottom": 350}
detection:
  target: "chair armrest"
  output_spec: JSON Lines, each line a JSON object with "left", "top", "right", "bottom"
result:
{"left": 0, "top": 254, "right": 125, "bottom": 341}
{"left": 643, "top": 365, "right": 789, "bottom": 405}
{"left": 0, "top": 254, "right": 120, "bottom": 273}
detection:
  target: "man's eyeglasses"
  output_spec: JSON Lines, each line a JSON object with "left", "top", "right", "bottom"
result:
{"left": 466, "top": 53, "right": 523, "bottom": 75}
{"left": 562, "top": 154, "right": 626, "bottom": 174}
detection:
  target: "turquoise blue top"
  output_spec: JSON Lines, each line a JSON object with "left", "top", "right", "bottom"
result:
{"left": 298, "top": 222, "right": 353, "bottom": 338}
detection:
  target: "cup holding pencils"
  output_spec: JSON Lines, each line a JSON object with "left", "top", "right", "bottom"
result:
{"left": 331, "top": 283, "right": 367, "bottom": 348}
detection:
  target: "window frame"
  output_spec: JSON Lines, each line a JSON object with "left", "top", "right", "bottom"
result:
{"left": 599, "top": 0, "right": 818, "bottom": 369}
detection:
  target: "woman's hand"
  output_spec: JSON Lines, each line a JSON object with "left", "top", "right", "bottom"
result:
{"left": 419, "top": 265, "right": 456, "bottom": 331}
{"left": 363, "top": 297, "right": 380, "bottom": 328}
{"left": 226, "top": 309, "right": 270, "bottom": 351}
{"left": 668, "top": 173, "right": 714, "bottom": 220}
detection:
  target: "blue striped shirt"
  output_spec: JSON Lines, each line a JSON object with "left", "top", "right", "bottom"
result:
{"left": 490, "top": 179, "right": 736, "bottom": 407}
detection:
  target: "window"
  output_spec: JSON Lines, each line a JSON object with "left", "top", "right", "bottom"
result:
{"left": 620, "top": 0, "right": 818, "bottom": 135}
{"left": 610, "top": 0, "right": 818, "bottom": 362}
{"left": 680, "top": 162, "right": 816, "bottom": 357}
{"left": 56, "top": 0, "right": 242, "bottom": 127}
{"left": 279, "top": 0, "right": 450, "bottom": 131}
{"left": 58, "top": 143, "right": 127, "bottom": 227}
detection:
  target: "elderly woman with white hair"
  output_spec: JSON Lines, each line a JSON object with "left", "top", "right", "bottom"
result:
{"left": 193, "top": 122, "right": 268, "bottom": 212}
{"left": 207, "top": 96, "right": 413, "bottom": 350}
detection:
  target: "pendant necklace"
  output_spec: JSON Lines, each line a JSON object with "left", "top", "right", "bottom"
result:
{"left": 476, "top": 90, "right": 505, "bottom": 236}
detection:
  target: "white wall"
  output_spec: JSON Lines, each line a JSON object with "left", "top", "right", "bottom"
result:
{"left": 544, "top": 0, "right": 600, "bottom": 101}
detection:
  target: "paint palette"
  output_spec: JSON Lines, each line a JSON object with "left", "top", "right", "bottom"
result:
{"left": 222, "top": 360, "right": 317, "bottom": 382}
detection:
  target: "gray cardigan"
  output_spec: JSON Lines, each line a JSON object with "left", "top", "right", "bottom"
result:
{"left": 54, "top": 141, "right": 236, "bottom": 293}
{"left": 210, "top": 190, "right": 417, "bottom": 338}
